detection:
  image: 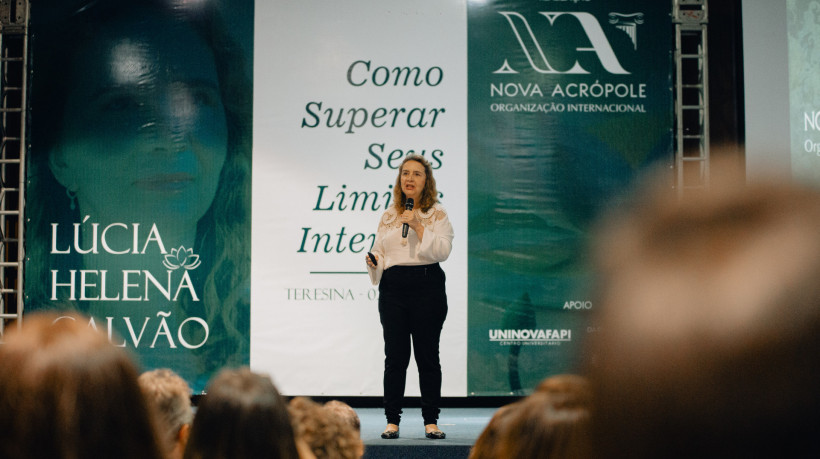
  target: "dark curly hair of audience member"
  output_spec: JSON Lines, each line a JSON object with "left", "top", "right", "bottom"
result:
{"left": 289, "top": 397, "right": 362, "bottom": 459}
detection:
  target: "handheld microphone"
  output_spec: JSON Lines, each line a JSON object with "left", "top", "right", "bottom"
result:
{"left": 402, "top": 198, "right": 414, "bottom": 238}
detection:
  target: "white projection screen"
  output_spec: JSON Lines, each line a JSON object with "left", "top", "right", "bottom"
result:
{"left": 251, "top": 0, "right": 469, "bottom": 396}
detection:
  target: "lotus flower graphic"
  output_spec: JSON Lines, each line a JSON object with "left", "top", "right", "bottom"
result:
{"left": 162, "top": 246, "right": 202, "bottom": 271}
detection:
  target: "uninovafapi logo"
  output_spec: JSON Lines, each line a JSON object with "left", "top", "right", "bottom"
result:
{"left": 488, "top": 328, "right": 572, "bottom": 345}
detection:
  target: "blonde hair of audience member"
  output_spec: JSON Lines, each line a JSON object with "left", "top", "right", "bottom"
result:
{"left": 289, "top": 397, "right": 363, "bottom": 459}
{"left": 469, "top": 375, "right": 592, "bottom": 459}
{"left": 139, "top": 368, "right": 194, "bottom": 459}
{"left": 184, "top": 367, "right": 299, "bottom": 459}
{"left": 585, "top": 168, "right": 820, "bottom": 457}
{"left": 0, "top": 312, "right": 165, "bottom": 459}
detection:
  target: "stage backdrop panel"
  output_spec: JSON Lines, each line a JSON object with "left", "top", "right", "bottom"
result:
{"left": 251, "top": 0, "right": 469, "bottom": 396}
{"left": 788, "top": 0, "right": 820, "bottom": 184}
{"left": 466, "top": 0, "right": 674, "bottom": 394}
{"left": 24, "top": 0, "right": 672, "bottom": 397}
{"left": 743, "top": 0, "right": 820, "bottom": 181}
{"left": 24, "top": 0, "right": 254, "bottom": 393}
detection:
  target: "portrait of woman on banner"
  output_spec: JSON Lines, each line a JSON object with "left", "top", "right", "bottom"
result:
{"left": 26, "top": 0, "right": 252, "bottom": 390}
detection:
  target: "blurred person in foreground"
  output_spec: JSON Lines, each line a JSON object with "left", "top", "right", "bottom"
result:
{"left": 139, "top": 368, "right": 195, "bottom": 459}
{"left": 184, "top": 367, "right": 300, "bottom": 459}
{"left": 0, "top": 312, "right": 165, "bottom": 459}
{"left": 468, "top": 374, "right": 592, "bottom": 459}
{"left": 585, "top": 165, "right": 820, "bottom": 457}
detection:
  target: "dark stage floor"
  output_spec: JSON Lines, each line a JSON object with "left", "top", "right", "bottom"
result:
{"left": 357, "top": 407, "right": 497, "bottom": 459}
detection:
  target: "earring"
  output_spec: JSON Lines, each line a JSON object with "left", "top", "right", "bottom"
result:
{"left": 66, "top": 188, "right": 77, "bottom": 211}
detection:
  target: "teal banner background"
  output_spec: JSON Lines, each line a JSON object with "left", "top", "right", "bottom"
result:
{"left": 467, "top": 0, "right": 674, "bottom": 395}
{"left": 24, "top": 0, "right": 253, "bottom": 393}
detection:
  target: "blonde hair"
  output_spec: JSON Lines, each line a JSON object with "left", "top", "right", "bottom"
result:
{"left": 392, "top": 154, "right": 438, "bottom": 213}
{"left": 138, "top": 368, "right": 194, "bottom": 453}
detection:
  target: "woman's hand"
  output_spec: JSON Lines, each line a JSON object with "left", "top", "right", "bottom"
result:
{"left": 400, "top": 210, "right": 424, "bottom": 240}
{"left": 365, "top": 252, "right": 379, "bottom": 269}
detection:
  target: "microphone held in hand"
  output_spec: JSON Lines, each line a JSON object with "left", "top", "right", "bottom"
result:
{"left": 402, "top": 198, "right": 415, "bottom": 238}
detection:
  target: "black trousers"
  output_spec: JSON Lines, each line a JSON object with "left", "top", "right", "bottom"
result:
{"left": 378, "top": 263, "right": 448, "bottom": 426}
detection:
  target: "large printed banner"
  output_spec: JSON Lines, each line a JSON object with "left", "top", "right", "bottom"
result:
{"left": 466, "top": 0, "right": 673, "bottom": 394}
{"left": 25, "top": 0, "right": 254, "bottom": 392}
{"left": 25, "top": 0, "right": 672, "bottom": 396}
{"left": 251, "top": 0, "right": 469, "bottom": 396}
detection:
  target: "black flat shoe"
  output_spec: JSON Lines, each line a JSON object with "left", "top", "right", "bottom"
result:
{"left": 381, "top": 429, "right": 399, "bottom": 439}
{"left": 425, "top": 430, "right": 446, "bottom": 439}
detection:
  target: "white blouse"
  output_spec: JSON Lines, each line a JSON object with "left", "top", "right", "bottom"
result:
{"left": 367, "top": 202, "right": 454, "bottom": 285}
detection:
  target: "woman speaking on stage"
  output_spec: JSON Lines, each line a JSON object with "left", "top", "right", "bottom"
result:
{"left": 365, "top": 154, "right": 454, "bottom": 440}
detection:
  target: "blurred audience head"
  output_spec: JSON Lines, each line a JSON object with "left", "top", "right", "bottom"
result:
{"left": 535, "top": 373, "right": 593, "bottom": 402}
{"left": 139, "top": 368, "right": 194, "bottom": 459}
{"left": 323, "top": 400, "right": 361, "bottom": 434}
{"left": 289, "top": 397, "right": 363, "bottom": 459}
{"left": 469, "top": 375, "right": 592, "bottom": 459}
{"left": 586, "top": 168, "right": 820, "bottom": 457}
{"left": 0, "top": 312, "right": 165, "bottom": 459}
{"left": 184, "top": 367, "right": 299, "bottom": 459}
